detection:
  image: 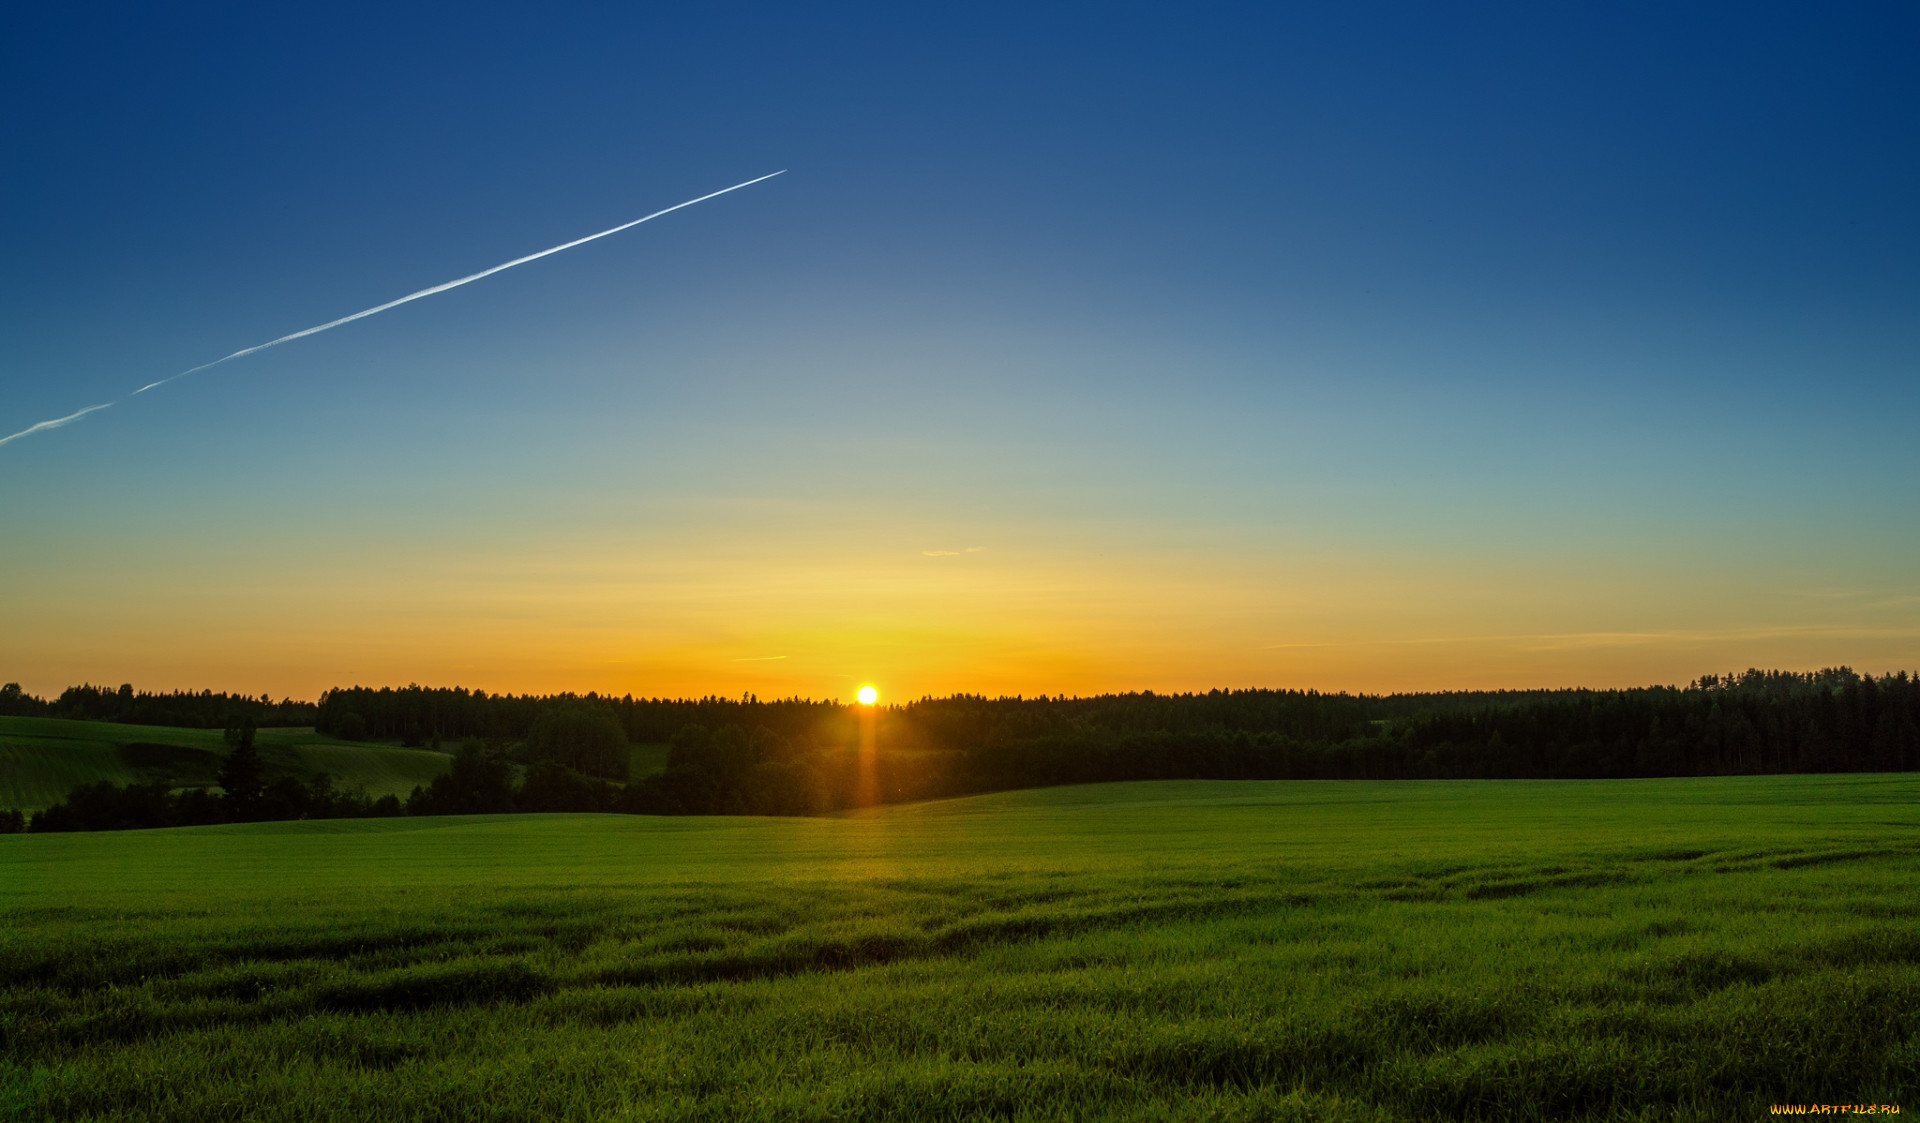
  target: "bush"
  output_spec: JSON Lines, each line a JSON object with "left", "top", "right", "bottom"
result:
{"left": 517, "top": 759, "right": 613, "bottom": 813}
{"left": 636, "top": 724, "right": 827, "bottom": 815}
{"left": 410, "top": 744, "right": 516, "bottom": 814}
{"left": 24, "top": 769, "right": 398, "bottom": 833}
{"left": 525, "top": 707, "right": 629, "bottom": 780}
{"left": 31, "top": 780, "right": 177, "bottom": 832}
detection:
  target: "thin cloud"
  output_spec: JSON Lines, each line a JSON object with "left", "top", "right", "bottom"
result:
{"left": 0, "top": 403, "right": 114, "bottom": 448}
{"left": 1260, "top": 623, "right": 1920, "bottom": 652}
{"left": 730, "top": 654, "right": 788, "bottom": 662}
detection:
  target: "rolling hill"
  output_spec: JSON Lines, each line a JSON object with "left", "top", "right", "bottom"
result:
{"left": 0, "top": 715, "right": 454, "bottom": 811}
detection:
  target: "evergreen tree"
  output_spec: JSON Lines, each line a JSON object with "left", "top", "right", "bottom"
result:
{"left": 218, "top": 715, "right": 266, "bottom": 813}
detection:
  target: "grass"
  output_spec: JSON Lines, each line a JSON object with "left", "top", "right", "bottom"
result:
{"left": 1, "top": 775, "right": 1916, "bottom": 1120}
{"left": 0, "top": 716, "right": 451, "bottom": 811}
{"left": 630, "top": 741, "right": 671, "bottom": 780}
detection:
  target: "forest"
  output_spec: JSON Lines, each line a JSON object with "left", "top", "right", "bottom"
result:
{"left": 0, "top": 682, "right": 316, "bottom": 727}
{"left": 8, "top": 667, "right": 1918, "bottom": 831}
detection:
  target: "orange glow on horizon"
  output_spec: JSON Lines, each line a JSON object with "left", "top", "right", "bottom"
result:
{"left": 3, "top": 499, "right": 1916, "bottom": 702}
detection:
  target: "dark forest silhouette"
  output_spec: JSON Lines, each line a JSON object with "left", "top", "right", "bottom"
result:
{"left": 0, "top": 682, "right": 315, "bottom": 727}
{"left": 6, "top": 667, "right": 1917, "bottom": 832}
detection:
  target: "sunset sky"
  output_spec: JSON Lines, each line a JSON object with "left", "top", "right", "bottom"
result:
{"left": 3, "top": 2, "right": 1916, "bottom": 702}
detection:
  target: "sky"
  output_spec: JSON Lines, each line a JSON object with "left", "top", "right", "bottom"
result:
{"left": 2, "top": 1, "right": 1916, "bottom": 702}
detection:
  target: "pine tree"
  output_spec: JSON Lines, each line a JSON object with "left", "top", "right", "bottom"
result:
{"left": 218, "top": 716, "right": 265, "bottom": 813}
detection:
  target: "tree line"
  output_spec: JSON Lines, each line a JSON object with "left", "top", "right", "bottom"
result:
{"left": 312, "top": 685, "right": 843, "bottom": 746}
{"left": 0, "top": 682, "right": 317, "bottom": 727}
{"left": 4, "top": 668, "right": 1916, "bottom": 833}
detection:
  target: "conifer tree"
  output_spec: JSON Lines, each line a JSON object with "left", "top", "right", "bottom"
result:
{"left": 218, "top": 715, "right": 265, "bottom": 813}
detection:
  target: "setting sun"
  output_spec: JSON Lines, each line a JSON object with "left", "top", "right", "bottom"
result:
{"left": 856, "top": 685, "right": 878, "bottom": 705}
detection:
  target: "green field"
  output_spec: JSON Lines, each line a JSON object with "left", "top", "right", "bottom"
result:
{"left": 1, "top": 775, "right": 1915, "bottom": 1120}
{"left": 0, "top": 716, "right": 453, "bottom": 812}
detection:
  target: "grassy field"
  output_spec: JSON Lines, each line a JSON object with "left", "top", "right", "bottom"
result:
{"left": 0, "top": 716, "right": 675, "bottom": 812}
{"left": 1, "top": 775, "right": 1915, "bottom": 1121}
{"left": 0, "top": 716, "right": 452, "bottom": 811}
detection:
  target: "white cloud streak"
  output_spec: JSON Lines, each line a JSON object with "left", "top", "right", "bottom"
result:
{"left": 2, "top": 171, "right": 785, "bottom": 449}
{"left": 0, "top": 403, "right": 114, "bottom": 448}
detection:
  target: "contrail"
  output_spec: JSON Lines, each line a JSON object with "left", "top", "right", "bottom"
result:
{"left": 2, "top": 170, "right": 785, "bottom": 447}
{"left": 0, "top": 403, "right": 115, "bottom": 449}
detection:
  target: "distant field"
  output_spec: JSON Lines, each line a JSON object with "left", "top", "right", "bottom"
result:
{"left": 0, "top": 716, "right": 451, "bottom": 811}
{"left": 629, "top": 740, "right": 670, "bottom": 779}
{"left": 2, "top": 775, "right": 1915, "bottom": 1121}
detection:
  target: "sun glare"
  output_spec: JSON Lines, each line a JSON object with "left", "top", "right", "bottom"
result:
{"left": 857, "top": 685, "right": 878, "bottom": 705}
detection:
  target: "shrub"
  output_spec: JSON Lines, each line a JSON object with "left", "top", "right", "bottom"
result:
{"left": 525, "top": 707, "right": 628, "bottom": 780}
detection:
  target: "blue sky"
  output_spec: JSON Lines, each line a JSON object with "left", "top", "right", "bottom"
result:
{"left": 2, "top": 2, "right": 1916, "bottom": 699}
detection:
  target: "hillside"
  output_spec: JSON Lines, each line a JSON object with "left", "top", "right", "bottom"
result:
{"left": 0, "top": 715, "right": 453, "bottom": 812}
